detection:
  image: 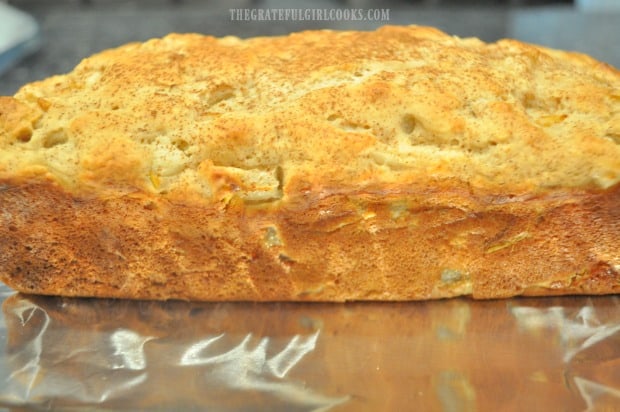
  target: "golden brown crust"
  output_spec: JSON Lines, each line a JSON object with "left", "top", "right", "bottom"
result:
{"left": 0, "top": 25, "right": 619, "bottom": 300}
{"left": 0, "top": 178, "right": 618, "bottom": 300}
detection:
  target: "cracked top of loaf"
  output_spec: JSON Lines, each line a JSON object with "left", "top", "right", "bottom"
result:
{"left": 1, "top": 25, "right": 619, "bottom": 203}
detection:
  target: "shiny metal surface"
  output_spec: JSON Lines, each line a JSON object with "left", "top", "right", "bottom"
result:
{"left": 1, "top": 284, "right": 619, "bottom": 410}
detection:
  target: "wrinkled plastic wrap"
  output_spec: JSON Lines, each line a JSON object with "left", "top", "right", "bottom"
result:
{"left": 1, "top": 284, "right": 620, "bottom": 411}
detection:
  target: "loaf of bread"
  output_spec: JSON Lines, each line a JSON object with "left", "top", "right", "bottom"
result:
{"left": 0, "top": 26, "right": 618, "bottom": 301}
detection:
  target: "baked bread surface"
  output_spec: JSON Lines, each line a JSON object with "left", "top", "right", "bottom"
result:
{"left": 0, "top": 25, "right": 619, "bottom": 300}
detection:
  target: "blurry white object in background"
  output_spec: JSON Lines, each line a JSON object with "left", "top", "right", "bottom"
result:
{"left": 0, "top": 2, "right": 41, "bottom": 77}
{"left": 576, "top": 0, "right": 620, "bottom": 11}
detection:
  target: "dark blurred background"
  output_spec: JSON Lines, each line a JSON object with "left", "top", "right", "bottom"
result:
{"left": 1, "top": 0, "right": 618, "bottom": 95}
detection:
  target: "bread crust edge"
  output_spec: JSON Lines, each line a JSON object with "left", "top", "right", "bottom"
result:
{"left": 1, "top": 178, "right": 618, "bottom": 301}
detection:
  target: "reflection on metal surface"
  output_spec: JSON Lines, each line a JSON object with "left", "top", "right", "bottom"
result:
{"left": 433, "top": 300, "right": 471, "bottom": 342}
{"left": 436, "top": 370, "right": 476, "bottom": 412}
{"left": 268, "top": 334, "right": 319, "bottom": 378}
{"left": 0, "top": 291, "right": 348, "bottom": 411}
{"left": 110, "top": 329, "right": 154, "bottom": 370}
{"left": 573, "top": 377, "right": 620, "bottom": 410}
{"left": 510, "top": 297, "right": 620, "bottom": 412}
{"left": 178, "top": 331, "right": 346, "bottom": 409}
{"left": 7, "top": 298, "right": 49, "bottom": 400}
{"left": 510, "top": 298, "right": 620, "bottom": 363}
{"left": 181, "top": 333, "right": 227, "bottom": 366}
{"left": 1, "top": 287, "right": 620, "bottom": 410}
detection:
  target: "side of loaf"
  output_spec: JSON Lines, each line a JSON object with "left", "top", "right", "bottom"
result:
{"left": 0, "top": 25, "right": 619, "bottom": 300}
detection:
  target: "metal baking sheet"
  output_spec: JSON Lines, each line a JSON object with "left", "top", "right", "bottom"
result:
{"left": 1, "top": 283, "right": 619, "bottom": 411}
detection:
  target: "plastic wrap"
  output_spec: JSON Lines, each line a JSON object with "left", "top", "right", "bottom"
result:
{"left": 1, "top": 284, "right": 620, "bottom": 411}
